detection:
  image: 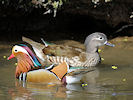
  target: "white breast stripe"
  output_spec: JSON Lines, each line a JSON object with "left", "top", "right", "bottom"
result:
{"left": 23, "top": 72, "right": 27, "bottom": 81}
{"left": 19, "top": 73, "right": 22, "bottom": 81}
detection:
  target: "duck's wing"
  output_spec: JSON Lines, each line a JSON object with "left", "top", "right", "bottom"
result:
{"left": 43, "top": 45, "right": 87, "bottom": 67}
{"left": 67, "top": 67, "right": 96, "bottom": 76}
{"left": 18, "top": 62, "right": 69, "bottom": 84}
{"left": 43, "top": 45, "right": 85, "bottom": 58}
{"left": 26, "top": 69, "right": 61, "bottom": 84}
{"left": 22, "top": 36, "right": 85, "bottom": 59}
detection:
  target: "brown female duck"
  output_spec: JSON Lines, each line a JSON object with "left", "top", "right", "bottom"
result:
{"left": 22, "top": 32, "right": 114, "bottom": 68}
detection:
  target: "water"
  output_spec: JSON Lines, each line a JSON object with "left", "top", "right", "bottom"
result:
{"left": 0, "top": 42, "right": 133, "bottom": 100}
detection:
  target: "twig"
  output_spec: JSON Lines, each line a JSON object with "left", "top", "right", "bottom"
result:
{"left": 115, "top": 24, "right": 133, "bottom": 33}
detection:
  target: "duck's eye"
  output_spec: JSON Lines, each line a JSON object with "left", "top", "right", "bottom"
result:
{"left": 15, "top": 49, "right": 18, "bottom": 52}
{"left": 99, "top": 37, "right": 103, "bottom": 40}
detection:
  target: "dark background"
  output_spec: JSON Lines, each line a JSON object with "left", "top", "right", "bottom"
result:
{"left": 0, "top": 0, "right": 133, "bottom": 42}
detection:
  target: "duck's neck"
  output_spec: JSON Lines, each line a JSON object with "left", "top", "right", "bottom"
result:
{"left": 85, "top": 43, "right": 98, "bottom": 54}
{"left": 15, "top": 53, "right": 41, "bottom": 78}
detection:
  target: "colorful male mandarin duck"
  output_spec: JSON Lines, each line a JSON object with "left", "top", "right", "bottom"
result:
{"left": 8, "top": 44, "right": 93, "bottom": 84}
{"left": 22, "top": 32, "right": 114, "bottom": 68}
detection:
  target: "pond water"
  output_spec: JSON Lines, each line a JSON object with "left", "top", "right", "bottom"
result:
{"left": 0, "top": 42, "right": 133, "bottom": 100}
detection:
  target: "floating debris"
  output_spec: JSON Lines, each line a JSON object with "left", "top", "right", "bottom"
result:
{"left": 3, "top": 56, "right": 6, "bottom": 59}
{"left": 14, "top": 63, "right": 17, "bottom": 66}
{"left": 81, "top": 83, "right": 88, "bottom": 87}
{"left": 112, "top": 65, "right": 118, "bottom": 70}
{"left": 122, "top": 78, "right": 126, "bottom": 82}
{"left": 101, "top": 57, "right": 104, "bottom": 61}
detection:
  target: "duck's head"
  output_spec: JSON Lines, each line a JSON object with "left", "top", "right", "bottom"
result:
{"left": 8, "top": 44, "right": 41, "bottom": 78}
{"left": 84, "top": 32, "right": 115, "bottom": 53}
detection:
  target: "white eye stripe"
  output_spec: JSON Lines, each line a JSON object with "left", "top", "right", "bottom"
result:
{"left": 92, "top": 37, "right": 104, "bottom": 40}
{"left": 13, "top": 46, "right": 29, "bottom": 55}
{"left": 13, "top": 45, "right": 38, "bottom": 66}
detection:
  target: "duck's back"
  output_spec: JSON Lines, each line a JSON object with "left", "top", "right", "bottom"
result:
{"left": 43, "top": 45, "right": 85, "bottom": 58}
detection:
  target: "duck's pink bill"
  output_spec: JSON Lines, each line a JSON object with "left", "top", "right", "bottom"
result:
{"left": 7, "top": 54, "right": 15, "bottom": 60}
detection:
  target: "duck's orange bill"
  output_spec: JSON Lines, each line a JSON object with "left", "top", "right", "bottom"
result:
{"left": 7, "top": 54, "right": 15, "bottom": 60}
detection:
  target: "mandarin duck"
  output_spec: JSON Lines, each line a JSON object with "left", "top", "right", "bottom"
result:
{"left": 8, "top": 44, "right": 94, "bottom": 84}
{"left": 22, "top": 32, "right": 114, "bottom": 68}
